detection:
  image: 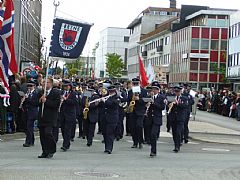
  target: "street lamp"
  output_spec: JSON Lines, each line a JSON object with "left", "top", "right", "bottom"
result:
{"left": 53, "top": 0, "right": 60, "bottom": 18}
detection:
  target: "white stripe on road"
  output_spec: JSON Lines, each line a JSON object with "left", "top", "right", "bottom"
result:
{"left": 202, "top": 148, "right": 230, "bottom": 152}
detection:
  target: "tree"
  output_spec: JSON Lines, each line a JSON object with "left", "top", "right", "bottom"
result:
{"left": 105, "top": 53, "right": 125, "bottom": 78}
{"left": 213, "top": 63, "right": 229, "bottom": 83}
{"left": 65, "top": 57, "right": 83, "bottom": 76}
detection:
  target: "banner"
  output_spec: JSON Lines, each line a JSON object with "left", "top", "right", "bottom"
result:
{"left": 138, "top": 55, "right": 148, "bottom": 87}
{"left": 49, "top": 18, "right": 92, "bottom": 59}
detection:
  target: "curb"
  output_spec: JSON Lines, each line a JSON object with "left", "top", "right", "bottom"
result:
{"left": 189, "top": 135, "right": 240, "bottom": 145}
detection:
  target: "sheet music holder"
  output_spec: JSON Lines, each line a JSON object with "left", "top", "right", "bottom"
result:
{"left": 18, "top": 91, "right": 25, "bottom": 97}
{"left": 166, "top": 96, "right": 176, "bottom": 102}
{"left": 132, "top": 86, "right": 141, "bottom": 93}
{"left": 142, "top": 98, "right": 154, "bottom": 103}
{"left": 83, "top": 90, "right": 93, "bottom": 98}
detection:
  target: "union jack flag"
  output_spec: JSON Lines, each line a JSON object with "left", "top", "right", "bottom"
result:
{"left": 0, "top": 0, "right": 18, "bottom": 88}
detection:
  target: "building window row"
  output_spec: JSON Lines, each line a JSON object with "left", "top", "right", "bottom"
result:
{"left": 144, "top": 54, "right": 170, "bottom": 67}
{"left": 142, "top": 36, "right": 170, "bottom": 52}
{"left": 230, "top": 22, "right": 240, "bottom": 38}
{"left": 228, "top": 53, "right": 240, "bottom": 67}
{"left": 191, "top": 39, "right": 227, "bottom": 51}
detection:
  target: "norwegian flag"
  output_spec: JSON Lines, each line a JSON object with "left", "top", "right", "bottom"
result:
{"left": 0, "top": 0, "right": 18, "bottom": 88}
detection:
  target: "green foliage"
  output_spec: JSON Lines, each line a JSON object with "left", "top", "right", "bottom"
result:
{"left": 65, "top": 57, "right": 83, "bottom": 76}
{"left": 105, "top": 53, "right": 125, "bottom": 78}
{"left": 213, "top": 63, "right": 229, "bottom": 83}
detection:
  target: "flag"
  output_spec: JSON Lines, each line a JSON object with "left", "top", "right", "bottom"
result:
{"left": 138, "top": 55, "right": 148, "bottom": 87}
{"left": 146, "top": 61, "right": 155, "bottom": 84}
{"left": 49, "top": 18, "right": 92, "bottom": 59}
{"left": 0, "top": 0, "right": 18, "bottom": 88}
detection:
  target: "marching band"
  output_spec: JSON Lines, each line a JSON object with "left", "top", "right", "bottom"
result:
{"left": 17, "top": 77, "right": 195, "bottom": 158}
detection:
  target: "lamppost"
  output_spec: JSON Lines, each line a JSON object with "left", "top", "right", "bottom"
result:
{"left": 53, "top": 0, "right": 60, "bottom": 18}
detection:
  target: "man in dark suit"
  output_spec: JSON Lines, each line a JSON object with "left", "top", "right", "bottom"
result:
{"left": 23, "top": 80, "right": 39, "bottom": 147}
{"left": 104, "top": 85, "right": 119, "bottom": 154}
{"left": 85, "top": 89, "right": 100, "bottom": 147}
{"left": 38, "top": 78, "right": 61, "bottom": 158}
{"left": 60, "top": 80, "right": 78, "bottom": 152}
{"left": 149, "top": 81, "right": 166, "bottom": 157}
{"left": 128, "top": 78, "right": 147, "bottom": 149}
{"left": 114, "top": 82, "right": 127, "bottom": 141}
{"left": 169, "top": 86, "right": 188, "bottom": 153}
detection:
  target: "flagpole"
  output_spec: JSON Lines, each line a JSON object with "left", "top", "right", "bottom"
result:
{"left": 41, "top": 0, "right": 60, "bottom": 117}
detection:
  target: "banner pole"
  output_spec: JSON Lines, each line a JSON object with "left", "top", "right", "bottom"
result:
{"left": 41, "top": 56, "right": 50, "bottom": 117}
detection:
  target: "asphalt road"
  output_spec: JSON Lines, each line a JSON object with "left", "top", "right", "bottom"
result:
{"left": 1, "top": 130, "right": 240, "bottom": 180}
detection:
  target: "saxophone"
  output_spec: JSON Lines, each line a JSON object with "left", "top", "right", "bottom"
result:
{"left": 83, "top": 97, "right": 89, "bottom": 120}
{"left": 128, "top": 94, "right": 136, "bottom": 113}
{"left": 167, "top": 102, "right": 176, "bottom": 114}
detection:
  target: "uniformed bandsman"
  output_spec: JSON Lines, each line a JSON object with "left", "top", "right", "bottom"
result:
{"left": 149, "top": 81, "right": 166, "bottom": 157}
{"left": 169, "top": 86, "right": 188, "bottom": 153}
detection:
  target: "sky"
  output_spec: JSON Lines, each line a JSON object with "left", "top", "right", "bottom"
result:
{"left": 41, "top": 0, "right": 240, "bottom": 56}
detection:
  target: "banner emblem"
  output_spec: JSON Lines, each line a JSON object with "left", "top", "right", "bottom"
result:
{"left": 59, "top": 23, "right": 82, "bottom": 51}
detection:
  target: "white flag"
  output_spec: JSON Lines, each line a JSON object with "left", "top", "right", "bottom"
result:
{"left": 146, "top": 62, "right": 155, "bottom": 83}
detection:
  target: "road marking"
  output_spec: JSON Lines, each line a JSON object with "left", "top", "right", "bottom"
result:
{"left": 202, "top": 148, "right": 230, "bottom": 152}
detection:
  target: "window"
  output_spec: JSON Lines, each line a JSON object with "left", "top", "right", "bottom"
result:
{"left": 221, "top": 41, "right": 227, "bottom": 50}
{"left": 211, "top": 40, "right": 219, "bottom": 50}
{"left": 200, "top": 62, "right": 208, "bottom": 71}
{"left": 165, "top": 36, "right": 170, "bottom": 45}
{"left": 190, "top": 61, "right": 198, "bottom": 71}
{"left": 201, "top": 40, "right": 209, "bottom": 50}
{"left": 124, "top": 36, "right": 129, "bottom": 42}
{"left": 160, "top": 11, "right": 167, "bottom": 15}
{"left": 207, "top": 19, "right": 216, "bottom": 27}
{"left": 191, "top": 39, "right": 199, "bottom": 49}
{"left": 217, "top": 19, "right": 227, "bottom": 27}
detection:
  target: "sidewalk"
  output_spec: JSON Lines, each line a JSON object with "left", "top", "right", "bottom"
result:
{"left": 189, "top": 112, "right": 240, "bottom": 145}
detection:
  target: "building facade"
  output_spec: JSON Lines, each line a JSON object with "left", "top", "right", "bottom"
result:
{"left": 95, "top": 27, "right": 130, "bottom": 78}
{"left": 13, "top": 0, "right": 42, "bottom": 71}
{"left": 169, "top": 5, "right": 236, "bottom": 90}
{"left": 127, "top": 7, "right": 180, "bottom": 79}
{"left": 227, "top": 11, "right": 240, "bottom": 92}
{"left": 139, "top": 17, "right": 179, "bottom": 84}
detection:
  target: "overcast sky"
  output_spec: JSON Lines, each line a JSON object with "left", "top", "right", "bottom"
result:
{"left": 41, "top": 0, "right": 240, "bottom": 56}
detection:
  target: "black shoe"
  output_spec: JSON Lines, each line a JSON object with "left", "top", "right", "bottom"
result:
{"left": 97, "top": 131, "right": 102, "bottom": 135}
{"left": 184, "top": 139, "right": 189, "bottom": 144}
{"left": 77, "top": 136, "right": 82, "bottom": 138}
{"left": 131, "top": 145, "right": 137, "bottom": 148}
{"left": 150, "top": 152, "right": 156, "bottom": 157}
{"left": 38, "top": 154, "right": 47, "bottom": 158}
{"left": 116, "top": 137, "right": 120, "bottom": 141}
{"left": 173, "top": 148, "right": 179, "bottom": 153}
{"left": 46, "top": 153, "right": 54, "bottom": 159}
{"left": 104, "top": 150, "right": 112, "bottom": 154}
{"left": 61, "top": 147, "right": 67, "bottom": 152}
{"left": 102, "top": 140, "right": 105, "bottom": 143}
{"left": 167, "top": 129, "right": 170, "bottom": 132}
{"left": 139, "top": 144, "right": 143, "bottom": 149}
{"left": 23, "top": 143, "right": 31, "bottom": 147}
{"left": 71, "top": 139, "right": 74, "bottom": 142}
{"left": 82, "top": 136, "right": 86, "bottom": 139}
{"left": 87, "top": 143, "right": 92, "bottom": 147}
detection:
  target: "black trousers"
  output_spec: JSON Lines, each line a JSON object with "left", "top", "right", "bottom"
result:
{"left": 183, "top": 111, "right": 190, "bottom": 141}
{"left": 61, "top": 120, "right": 74, "bottom": 149}
{"left": 105, "top": 123, "right": 117, "bottom": 152}
{"left": 131, "top": 113, "right": 144, "bottom": 146}
{"left": 115, "top": 111, "right": 125, "bottom": 139}
{"left": 39, "top": 126, "right": 56, "bottom": 155}
{"left": 172, "top": 121, "right": 184, "bottom": 149}
{"left": 77, "top": 114, "right": 83, "bottom": 137}
{"left": 25, "top": 118, "right": 35, "bottom": 145}
{"left": 86, "top": 121, "right": 96, "bottom": 145}
{"left": 150, "top": 124, "right": 160, "bottom": 154}
{"left": 71, "top": 121, "right": 77, "bottom": 140}
{"left": 125, "top": 113, "right": 131, "bottom": 134}
{"left": 143, "top": 117, "right": 151, "bottom": 143}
